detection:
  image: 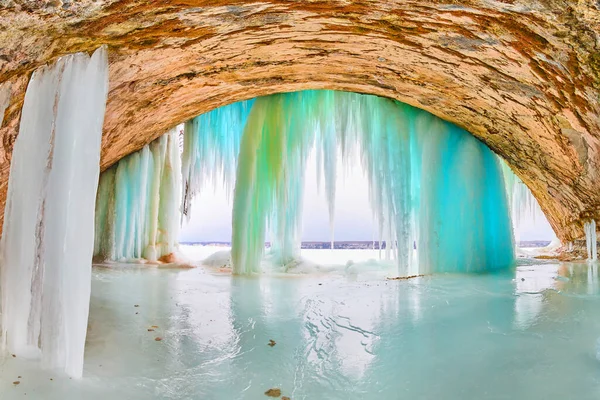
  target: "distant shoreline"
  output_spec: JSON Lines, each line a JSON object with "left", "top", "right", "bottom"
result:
{"left": 180, "top": 240, "right": 552, "bottom": 249}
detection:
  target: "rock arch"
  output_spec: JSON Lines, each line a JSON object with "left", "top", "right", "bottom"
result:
{"left": 0, "top": 0, "right": 599, "bottom": 241}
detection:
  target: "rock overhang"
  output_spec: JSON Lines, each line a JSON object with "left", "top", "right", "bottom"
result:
{"left": 0, "top": 0, "right": 599, "bottom": 242}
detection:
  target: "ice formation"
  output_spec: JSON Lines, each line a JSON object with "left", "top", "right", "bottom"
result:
{"left": 584, "top": 220, "right": 597, "bottom": 261}
{"left": 181, "top": 90, "right": 515, "bottom": 275}
{"left": 500, "top": 163, "right": 552, "bottom": 244}
{"left": 0, "top": 82, "right": 10, "bottom": 126}
{"left": 0, "top": 47, "right": 108, "bottom": 377}
{"left": 231, "top": 93, "right": 317, "bottom": 273}
{"left": 94, "top": 128, "right": 181, "bottom": 262}
{"left": 181, "top": 100, "right": 254, "bottom": 222}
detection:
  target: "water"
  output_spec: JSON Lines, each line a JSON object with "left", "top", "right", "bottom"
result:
{"left": 1, "top": 254, "right": 600, "bottom": 399}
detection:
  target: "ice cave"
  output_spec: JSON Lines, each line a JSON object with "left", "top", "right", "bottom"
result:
{"left": 1, "top": 1, "right": 600, "bottom": 399}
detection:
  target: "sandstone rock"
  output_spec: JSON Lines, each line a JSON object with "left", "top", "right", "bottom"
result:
{"left": 158, "top": 253, "right": 177, "bottom": 264}
{"left": 264, "top": 388, "right": 281, "bottom": 397}
{"left": 0, "top": 1, "right": 599, "bottom": 242}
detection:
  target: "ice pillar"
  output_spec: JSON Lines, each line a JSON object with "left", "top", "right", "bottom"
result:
{"left": 314, "top": 91, "right": 338, "bottom": 249}
{"left": 94, "top": 128, "right": 181, "bottom": 262}
{"left": 411, "top": 112, "right": 514, "bottom": 273}
{"left": 585, "top": 220, "right": 597, "bottom": 261}
{"left": 0, "top": 47, "right": 108, "bottom": 377}
{"left": 231, "top": 93, "right": 316, "bottom": 273}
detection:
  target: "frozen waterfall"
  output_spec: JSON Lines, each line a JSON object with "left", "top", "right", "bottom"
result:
{"left": 94, "top": 128, "right": 181, "bottom": 263}
{"left": 585, "top": 220, "right": 597, "bottom": 261}
{"left": 181, "top": 100, "right": 254, "bottom": 223}
{"left": 0, "top": 47, "right": 108, "bottom": 377}
{"left": 500, "top": 163, "right": 554, "bottom": 245}
{"left": 181, "top": 90, "right": 516, "bottom": 275}
{"left": 231, "top": 93, "right": 316, "bottom": 273}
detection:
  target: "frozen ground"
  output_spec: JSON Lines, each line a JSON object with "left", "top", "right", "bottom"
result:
{"left": 180, "top": 245, "right": 399, "bottom": 276}
{"left": 2, "top": 249, "right": 600, "bottom": 399}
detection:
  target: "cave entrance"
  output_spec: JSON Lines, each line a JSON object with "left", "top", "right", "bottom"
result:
{"left": 92, "top": 89, "right": 558, "bottom": 276}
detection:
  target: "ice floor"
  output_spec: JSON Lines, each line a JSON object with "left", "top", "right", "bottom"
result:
{"left": 2, "top": 252, "right": 600, "bottom": 399}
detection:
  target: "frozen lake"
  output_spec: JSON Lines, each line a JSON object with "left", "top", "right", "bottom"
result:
{"left": 2, "top": 250, "right": 600, "bottom": 399}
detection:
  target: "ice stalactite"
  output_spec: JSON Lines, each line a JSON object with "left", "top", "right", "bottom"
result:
{"left": 181, "top": 100, "right": 254, "bottom": 223}
{"left": 500, "top": 163, "right": 554, "bottom": 245}
{"left": 0, "top": 82, "right": 10, "bottom": 126}
{"left": 0, "top": 47, "right": 108, "bottom": 377}
{"left": 180, "top": 90, "right": 514, "bottom": 275}
{"left": 231, "top": 93, "right": 316, "bottom": 273}
{"left": 314, "top": 92, "right": 339, "bottom": 249}
{"left": 94, "top": 129, "right": 181, "bottom": 262}
{"left": 357, "top": 98, "right": 413, "bottom": 269}
{"left": 584, "top": 220, "right": 597, "bottom": 261}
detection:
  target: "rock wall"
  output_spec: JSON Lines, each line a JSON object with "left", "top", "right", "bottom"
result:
{"left": 0, "top": 0, "right": 599, "bottom": 241}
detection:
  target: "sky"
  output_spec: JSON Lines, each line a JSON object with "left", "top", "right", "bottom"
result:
{"left": 179, "top": 149, "right": 376, "bottom": 243}
{"left": 179, "top": 148, "right": 556, "bottom": 243}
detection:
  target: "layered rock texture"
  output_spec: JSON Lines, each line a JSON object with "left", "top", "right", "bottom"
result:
{"left": 0, "top": 0, "right": 599, "bottom": 241}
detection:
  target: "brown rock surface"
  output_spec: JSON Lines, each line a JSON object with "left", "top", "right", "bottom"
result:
{"left": 264, "top": 388, "right": 281, "bottom": 397}
{"left": 0, "top": 1, "right": 599, "bottom": 242}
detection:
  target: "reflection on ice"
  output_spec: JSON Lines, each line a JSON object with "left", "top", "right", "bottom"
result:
{"left": 588, "top": 264, "right": 599, "bottom": 295}
{"left": 2, "top": 259, "right": 600, "bottom": 399}
{"left": 515, "top": 264, "right": 559, "bottom": 294}
{"left": 513, "top": 264, "right": 559, "bottom": 330}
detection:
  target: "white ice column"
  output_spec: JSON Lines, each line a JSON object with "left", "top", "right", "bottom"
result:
{"left": 585, "top": 220, "right": 597, "bottom": 261}
{"left": 0, "top": 47, "right": 108, "bottom": 377}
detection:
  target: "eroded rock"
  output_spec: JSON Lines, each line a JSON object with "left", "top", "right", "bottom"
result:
{"left": 264, "top": 388, "right": 281, "bottom": 397}
{"left": 0, "top": 1, "right": 599, "bottom": 242}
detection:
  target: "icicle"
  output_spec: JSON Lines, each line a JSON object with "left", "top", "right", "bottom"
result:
{"left": 500, "top": 163, "right": 552, "bottom": 245}
{"left": 316, "top": 91, "right": 338, "bottom": 250}
{"left": 94, "top": 129, "right": 181, "bottom": 263}
{"left": 584, "top": 220, "right": 597, "bottom": 261}
{"left": 1, "top": 47, "right": 108, "bottom": 377}
{"left": 181, "top": 100, "right": 254, "bottom": 223}
{"left": 0, "top": 82, "right": 10, "bottom": 126}
{"left": 158, "top": 129, "right": 182, "bottom": 257}
{"left": 357, "top": 98, "right": 413, "bottom": 275}
{"left": 591, "top": 223, "right": 596, "bottom": 261}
